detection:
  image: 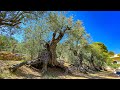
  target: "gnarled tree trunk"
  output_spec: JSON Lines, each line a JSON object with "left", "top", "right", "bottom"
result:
{"left": 9, "top": 26, "right": 72, "bottom": 74}
{"left": 47, "top": 31, "right": 70, "bottom": 73}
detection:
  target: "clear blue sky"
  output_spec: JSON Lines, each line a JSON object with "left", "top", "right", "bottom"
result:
{"left": 14, "top": 11, "right": 120, "bottom": 54}
{"left": 66, "top": 11, "right": 120, "bottom": 54}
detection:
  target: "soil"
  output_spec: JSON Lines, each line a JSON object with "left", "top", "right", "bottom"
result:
{"left": 0, "top": 60, "right": 120, "bottom": 79}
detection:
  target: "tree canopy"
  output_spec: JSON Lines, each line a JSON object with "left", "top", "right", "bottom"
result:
{"left": 0, "top": 11, "right": 46, "bottom": 37}
{"left": 92, "top": 42, "right": 108, "bottom": 53}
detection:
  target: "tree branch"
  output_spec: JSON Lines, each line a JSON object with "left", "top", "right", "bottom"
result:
{"left": 12, "top": 11, "right": 24, "bottom": 22}
{"left": 52, "top": 32, "right": 56, "bottom": 41}
{"left": 54, "top": 26, "right": 71, "bottom": 43}
{"left": 55, "top": 31, "right": 64, "bottom": 42}
{"left": 63, "top": 25, "right": 71, "bottom": 33}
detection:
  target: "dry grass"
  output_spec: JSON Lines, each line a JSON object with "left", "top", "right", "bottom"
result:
{"left": 0, "top": 51, "right": 24, "bottom": 61}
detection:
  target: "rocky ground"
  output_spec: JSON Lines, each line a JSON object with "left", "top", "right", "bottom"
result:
{"left": 0, "top": 60, "right": 120, "bottom": 79}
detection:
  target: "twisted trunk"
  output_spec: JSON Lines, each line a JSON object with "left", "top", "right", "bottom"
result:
{"left": 9, "top": 27, "right": 72, "bottom": 74}
{"left": 47, "top": 31, "right": 70, "bottom": 73}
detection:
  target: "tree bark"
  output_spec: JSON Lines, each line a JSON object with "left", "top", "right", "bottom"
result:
{"left": 47, "top": 31, "right": 70, "bottom": 73}
{"left": 48, "top": 28, "right": 69, "bottom": 66}
{"left": 9, "top": 61, "right": 28, "bottom": 72}
{"left": 9, "top": 58, "right": 39, "bottom": 72}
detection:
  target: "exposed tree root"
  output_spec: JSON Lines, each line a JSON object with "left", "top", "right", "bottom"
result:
{"left": 9, "top": 58, "right": 72, "bottom": 75}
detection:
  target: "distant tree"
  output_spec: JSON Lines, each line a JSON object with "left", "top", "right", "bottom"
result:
{"left": 92, "top": 42, "right": 108, "bottom": 53}
{"left": 108, "top": 51, "right": 114, "bottom": 56}
{"left": 117, "top": 54, "right": 120, "bottom": 57}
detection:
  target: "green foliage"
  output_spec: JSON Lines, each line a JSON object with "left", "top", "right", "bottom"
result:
{"left": 108, "top": 62, "right": 120, "bottom": 69}
{"left": 92, "top": 42, "right": 108, "bottom": 53}
{"left": 0, "top": 35, "right": 9, "bottom": 51}
{"left": 117, "top": 54, "right": 120, "bottom": 57}
{"left": 108, "top": 51, "right": 115, "bottom": 56}
{"left": 87, "top": 44, "right": 106, "bottom": 66}
{"left": 46, "top": 12, "right": 69, "bottom": 33}
{"left": 0, "top": 35, "right": 18, "bottom": 52}
{"left": 20, "top": 19, "right": 50, "bottom": 59}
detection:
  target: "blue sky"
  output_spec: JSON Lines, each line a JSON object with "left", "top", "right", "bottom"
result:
{"left": 14, "top": 11, "right": 120, "bottom": 54}
{"left": 66, "top": 11, "right": 120, "bottom": 54}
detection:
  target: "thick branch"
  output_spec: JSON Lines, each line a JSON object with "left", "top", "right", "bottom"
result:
{"left": 51, "top": 26, "right": 71, "bottom": 44}
{"left": 9, "top": 61, "right": 28, "bottom": 72}
{"left": 0, "top": 11, "right": 46, "bottom": 27}
{"left": 63, "top": 25, "right": 71, "bottom": 33}
{"left": 55, "top": 26, "right": 71, "bottom": 42}
{"left": 13, "top": 11, "right": 24, "bottom": 21}
{"left": 9, "top": 58, "right": 39, "bottom": 72}
{"left": 55, "top": 31, "right": 64, "bottom": 42}
{"left": 52, "top": 32, "right": 56, "bottom": 41}
{"left": 0, "top": 17, "right": 21, "bottom": 27}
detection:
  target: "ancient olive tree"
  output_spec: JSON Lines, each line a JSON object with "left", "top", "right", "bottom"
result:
{"left": 9, "top": 11, "right": 90, "bottom": 74}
